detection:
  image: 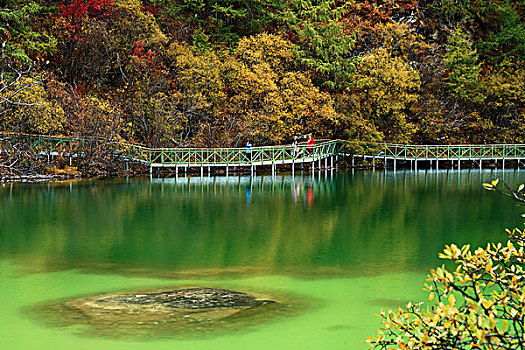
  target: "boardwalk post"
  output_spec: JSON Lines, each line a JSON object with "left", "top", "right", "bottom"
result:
{"left": 331, "top": 156, "right": 333, "bottom": 169}
{"left": 415, "top": 159, "right": 418, "bottom": 171}
{"left": 201, "top": 165, "right": 203, "bottom": 178}
{"left": 436, "top": 159, "right": 439, "bottom": 170}
{"left": 479, "top": 159, "right": 482, "bottom": 170}
{"left": 458, "top": 159, "right": 461, "bottom": 171}
{"left": 176, "top": 165, "right": 178, "bottom": 177}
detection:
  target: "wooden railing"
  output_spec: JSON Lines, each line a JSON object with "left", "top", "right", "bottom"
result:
{"left": 2, "top": 133, "right": 524, "bottom": 167}
{"left": 348, "top": 142, "right": 525, "bottom": 160}
{"left": 0, "top": 133, "right": 340, "bottom": 166}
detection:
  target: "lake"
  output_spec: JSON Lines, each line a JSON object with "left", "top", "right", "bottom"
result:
{"left": 1, "top": 169, "right": 524, "bottom": 349}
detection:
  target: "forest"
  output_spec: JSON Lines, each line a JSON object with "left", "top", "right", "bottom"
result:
{"left": 0, "top": 0, "right": 523, "bottom": 170}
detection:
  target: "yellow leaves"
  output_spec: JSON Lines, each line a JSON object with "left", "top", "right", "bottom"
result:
{"left": 481, "top": 299, "right": 493, "bottom": 309}
{"left": 448, "top": 294, "right": 456, "bottom": 307}
{"left": 485, "top": 261, "right": 493, "bottom": 273}
{"left": 168, "top": 34, "right": 340, "bottom": 146}
{"left": 483, "top": 183, "right": 494, "bottom": 190}
{"left": 112, "top": 0, "right": 167, "bottom": 45}
{"left": 372, "top": 22, "right": 430, "bottom": 59}
{"left": 367, "top": 224, "right": 525, "bottom": 349}
{"left": 235, "top": 34, "right": 294, "bottom": 74}
{"left": 0, "top": 77, "right": 65, "bottom": 135}
{"left": 351, "top": 48, "right": 421, "bottom": 142}
{"left": 483, "top": 178, "right": 499, "bottom": 191}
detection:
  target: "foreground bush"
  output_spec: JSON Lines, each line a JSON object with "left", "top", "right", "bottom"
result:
{"left": 367, "top": 180, "right": 525, "bottom": 349}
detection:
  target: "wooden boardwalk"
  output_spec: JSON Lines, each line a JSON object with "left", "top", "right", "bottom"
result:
{"left": 0, "top": 134, "right": 340, "bottom": 175}
{"left": 2, "top": 133, "right": 525, "bottom": 172}
{"left": 145, "top": 140, "right": 340, "bottom": 175}
{"left": 352, "top": 143, "right": 525, "bottom": 170}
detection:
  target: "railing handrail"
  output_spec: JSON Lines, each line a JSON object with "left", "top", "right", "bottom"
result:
{"left": 3, "top": 133, "right": 524, "bottom": 165}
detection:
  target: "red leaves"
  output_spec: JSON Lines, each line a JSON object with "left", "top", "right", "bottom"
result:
{"left": 142, "top": 5, "right": 159, "bottom": 16}
{"left": 133, "top": 41, "right": 155, "bottom": 64}
{"left": 55, "top": 0, "right": 114, "bottom": 41}
{"left": 132, "top": 41, "right": 156, "bottom": 72}
{"left": 57, "top": 0, "right": 113, "bottom": 23}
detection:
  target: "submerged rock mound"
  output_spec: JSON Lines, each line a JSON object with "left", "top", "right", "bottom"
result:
{"left": 30, "top": 286, "right": 295, "bottom": 339}
{"left": 89, "top": 287, "right": 273, "bottom": 310}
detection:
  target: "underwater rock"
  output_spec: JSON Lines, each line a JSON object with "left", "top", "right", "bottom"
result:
{"left": 33, "top": 286, "right": 287, "bottom": 339}
{"left": 87, "top": 287, "right": 274, "bottom": 310}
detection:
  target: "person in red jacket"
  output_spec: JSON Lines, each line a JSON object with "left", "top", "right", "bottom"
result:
{"left": 306, "top": 134, "right": 315, "bottom": 148}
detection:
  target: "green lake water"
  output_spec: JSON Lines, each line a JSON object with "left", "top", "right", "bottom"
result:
{"left": 1, "top": 170, "right": 524, "bottom": 349}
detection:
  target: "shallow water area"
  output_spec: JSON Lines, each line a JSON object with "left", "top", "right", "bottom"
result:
{"left": 1, "top": 170, "right": 524, "bottom": 349}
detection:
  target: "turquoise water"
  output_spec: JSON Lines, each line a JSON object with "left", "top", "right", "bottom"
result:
{"left": 1, "top": 170, "right": 524, "bottom": 349}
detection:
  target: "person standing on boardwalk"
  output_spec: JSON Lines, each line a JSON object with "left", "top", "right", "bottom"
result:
{"left": 292, "top": 136, "right": 299, "bottom": 157}
{"left": 307, "top": 134, "right": 315, "bottom": 148}
{"left": 246, "top": 142, "right": 252, "bottom": 163}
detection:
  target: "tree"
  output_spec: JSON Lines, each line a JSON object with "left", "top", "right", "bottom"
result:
{"left": 51, "top": 0, "right": 166, "bottom": 87}
{"left": 273, "top": 0, "right": 356, "bottom": 91}
{"left": 444, "top": 27, "right": 483, "bottom": 103}
{"left": 480, "top": 58, "right": 525, "bottom": 143}
{"left": 350, "top": 48, "right": 421, "bottom": 143}
{"left": 434, "top": 0, "right": 524, "bottom": 61}
{"left": 168, "top": 34, "right": 341, "bottom": 147}
{"left": 366, "top": 178, "right": 525, "bottom": 349}
{"left": 0, "top": 76, "right": 65, "bottom": 135}
{"left": 61, "top": 92, "right": 124, "bottom": 173}
{"left": 0, "top": 0, "right": 56, "bottom": 63}
{"left": 149, "top": 0, "right": 272, "bottom": 45}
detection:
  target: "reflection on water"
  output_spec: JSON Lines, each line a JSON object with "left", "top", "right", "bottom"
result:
{"left": 0, "top": 170, "right": 523, "bottom": 279}
{"left": 1, "top": 170, "right": 525, "bottom": 348}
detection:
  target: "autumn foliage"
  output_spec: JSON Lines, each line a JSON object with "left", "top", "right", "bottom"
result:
{"left": 367, "top": 179, "right": 525, "bottom": 349}
{"left": 0, "top": 0, "right": 523, "bottom": 153}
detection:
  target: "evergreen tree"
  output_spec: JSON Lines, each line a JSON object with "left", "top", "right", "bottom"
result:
{"left": 444, "top": 28, "right": 483, "bottom": 103}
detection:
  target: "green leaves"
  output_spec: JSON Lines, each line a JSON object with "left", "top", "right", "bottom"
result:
{"left": 0, "top": 0, "right": 57, "bottom": 63}
{"left": 445, "top": 27, "right": 483, "bottom": 103}
{"left": 272, "top": 0, "right": 356, "bottom": 90}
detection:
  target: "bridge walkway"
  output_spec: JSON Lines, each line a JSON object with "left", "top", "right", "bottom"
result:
{"left": 2, "top": 133, "right": 525, "bottom": 172}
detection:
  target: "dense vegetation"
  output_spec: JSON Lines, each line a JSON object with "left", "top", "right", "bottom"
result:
{"left": 1, "top": 0, "right": 523, "bottom": 157}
